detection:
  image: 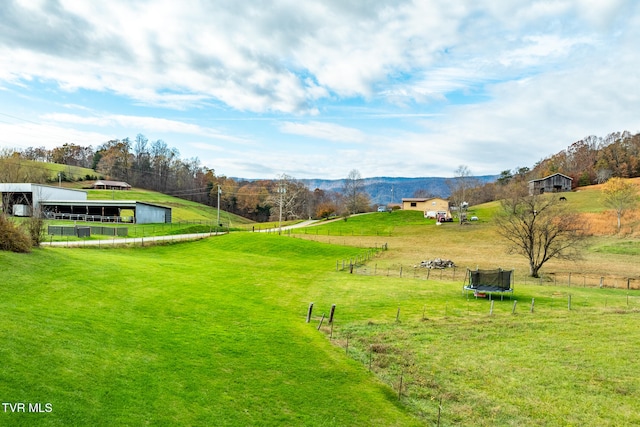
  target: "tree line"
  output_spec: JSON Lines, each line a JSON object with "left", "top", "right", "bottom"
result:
{"left": 455, "top": 131, "right": 640, "bottom": 207}
{"left": 1, "top": 135, "right": 372, "bottom": 222}
{"left": 4, "top": 130, "right": 639, "bottom": 222}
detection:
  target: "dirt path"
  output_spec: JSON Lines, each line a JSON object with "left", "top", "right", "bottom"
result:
{"left": 40, "top": 232, "right": 224, "bottom": 247}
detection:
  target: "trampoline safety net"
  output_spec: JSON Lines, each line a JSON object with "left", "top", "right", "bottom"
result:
{"left": 467, "top": 268, "right": 513, "bottom": 290}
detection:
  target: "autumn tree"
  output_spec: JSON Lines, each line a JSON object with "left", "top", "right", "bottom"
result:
{"left": 316, "top": 201, "right": 338, "bottom": 219}
{"left": 50, "top": 143, "right": 94, "bottom": 168}
{"left": 236, "top": 181, "right": 271, "bottom": 221}
{"left": 96, "top": 139, "right": 133, "bottom": 181}
{"left": 601, "top": 177, "right": 639, "bottom": 232}
{"left": 495, "top": 194, "right": 586, "bottom": 278}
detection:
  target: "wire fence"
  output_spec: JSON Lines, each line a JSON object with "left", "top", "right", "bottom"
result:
{"left": 338, "top": 253, "right": 640, "bottom": 291}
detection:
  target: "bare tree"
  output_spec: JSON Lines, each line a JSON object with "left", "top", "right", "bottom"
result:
{"left": 495, "top": 194, "right": 586, "bottom": 278}
{"left": 601, "top": 177, "right": 639, "bottom": 232}
{"left": 447, "top": 165, "right": 477, "bottom": 224}
{"left": 342, "top": 169, "right": 368, "bottom": 214}
{"left": 269, "top": 174, "right": 309, "bottom": 222}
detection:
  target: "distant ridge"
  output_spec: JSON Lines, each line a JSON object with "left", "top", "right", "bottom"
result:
{"left": 300, "top": 176, "right": 498, "bottom": 204}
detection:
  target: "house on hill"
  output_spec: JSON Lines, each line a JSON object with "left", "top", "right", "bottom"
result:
{"left": 402, "top": 197, "right": 451, "bottom": 220}
{"left": 528, "top": 173, "right": 573, "bottom": 195}
{"left": 91, "top": 180, "right": 131, "bottom": 190}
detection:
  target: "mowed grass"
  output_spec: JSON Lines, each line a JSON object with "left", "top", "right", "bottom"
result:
{"left": 2, "top": 231, "right": 640, "bottom": 425}
{"left": 0, "top": 234, "right": 421, "bottom": 426}
{"left": 3, "top": 183, "right": 640, "bottom": 425}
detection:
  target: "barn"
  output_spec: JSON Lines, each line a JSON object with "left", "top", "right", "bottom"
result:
{"left": 0, "top": 183, "right": 171, "bottom": 224}
{"left": 528, "top": 173, "right": 573, "bottom": 195}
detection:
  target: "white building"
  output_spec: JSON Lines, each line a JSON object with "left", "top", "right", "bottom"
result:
{"left": 0, "top": 183, "right": 171, "bottom": 224}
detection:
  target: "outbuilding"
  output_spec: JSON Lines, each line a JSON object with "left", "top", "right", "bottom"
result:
{"left": 0, "top": 183, "right": 171, "bottom": 224}
{"left": 528, "top": 173, "right": 573, "bottom": 195}
{"left": 91, "top": 180, "right": 132, "bottom": 190}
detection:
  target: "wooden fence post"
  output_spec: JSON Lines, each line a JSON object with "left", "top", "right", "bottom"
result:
{"left": 306, "top": 303, "right": 314, "bottom": 323}
{"left": 317, "top": 313, "right": 325, "bottom": 330}
{"left": 329, "top": 304, "right": 336, "bottom": 324}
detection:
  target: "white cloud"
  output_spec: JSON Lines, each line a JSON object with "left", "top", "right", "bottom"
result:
{"left": 0, "top": 121, "right": 110, "bottom": 150}
{"left": 1, "top": 1, "right": 640, "bottom": 179}
{"left": 279, "top": 121, "right": 366, "bottom": 143}
{"left": 41, "top": 113, "right": 247, "bottom": 143}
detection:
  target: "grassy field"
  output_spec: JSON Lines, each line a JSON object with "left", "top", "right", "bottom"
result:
{"left": 2, "top": 182, "right": 640, "bottom": 425}
{"left": 2, "top": 232, "right": 640, "bottom": 425}
{"left": 1, "top": 235, "right": 424, "bottom": 426}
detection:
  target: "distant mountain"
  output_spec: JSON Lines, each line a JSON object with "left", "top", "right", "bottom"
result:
{"left": 301, "top": 176, "right": 499, "bottom": 205}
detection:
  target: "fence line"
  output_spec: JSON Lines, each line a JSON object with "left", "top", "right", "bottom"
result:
{"left": 336, "top": 243, "right": 389, "bottom": 272}
{"left": 342, "top": 262, "right": 640, "bottom": 291}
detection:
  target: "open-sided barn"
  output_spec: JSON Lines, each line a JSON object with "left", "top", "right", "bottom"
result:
{"left": 0, "top": 183, "right": 171, "bottom": 224}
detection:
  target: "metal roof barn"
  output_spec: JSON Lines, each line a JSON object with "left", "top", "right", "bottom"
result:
{"left": 0, "top": 183, "right": 171, "bottom": 224}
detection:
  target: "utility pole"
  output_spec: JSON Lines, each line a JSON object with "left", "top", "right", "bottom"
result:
{"left": 216, "top": 185, "right": 221, "bottom": 232}
{"left": 278, "top": 183, "right": 286, "bottom": 235}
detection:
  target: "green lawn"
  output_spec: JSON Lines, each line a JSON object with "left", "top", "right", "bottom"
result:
{"left": 2, "top": 232, "right": 639, "bottom": 425}
{"left": 0, "top": 234, "right": 421, "bottom": 426}
{"left": 3, "top": 182, "right": 640, "bottom": 425}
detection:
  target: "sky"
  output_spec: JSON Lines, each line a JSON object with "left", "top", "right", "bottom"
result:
{"left": 0, "top": 0, "right": 639, "bottom": 180}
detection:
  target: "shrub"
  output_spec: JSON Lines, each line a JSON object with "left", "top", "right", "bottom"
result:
{"left": 0, "top": 214, "right": 32, "bottom": 253}
{"left": 23, "top": 215, "right": 45, "bottom": 247}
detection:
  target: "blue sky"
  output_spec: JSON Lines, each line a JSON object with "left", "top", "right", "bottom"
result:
{"left": 1, "top": 0, "right": 639, "bottom": 179}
